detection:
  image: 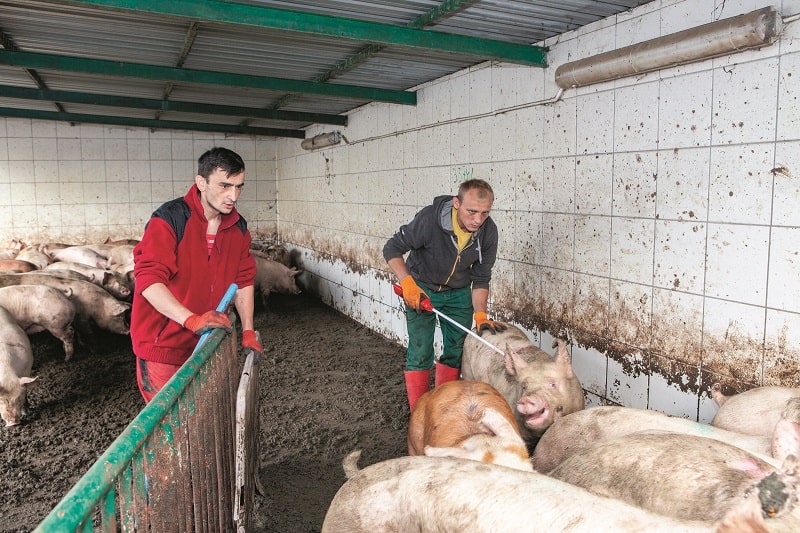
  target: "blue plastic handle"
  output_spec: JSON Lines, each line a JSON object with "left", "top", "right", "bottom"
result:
{"left": 192, "top": 283, "right": 238, "bottom": 354}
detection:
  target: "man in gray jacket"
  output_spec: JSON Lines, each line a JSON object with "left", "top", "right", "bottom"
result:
{"left": 383, "top": 179, "right": 505, "bottom": 411}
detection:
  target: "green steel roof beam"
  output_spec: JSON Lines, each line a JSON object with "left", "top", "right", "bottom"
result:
{"left": 0, "top": 84, "right": 348, "bottom": 126}
{"left": 0, "top": 50, "right": 417, "bottom": 105}
{"left": 60, "top": 0, "right": 548, "bottom": 67}
{"left": 0, "top": 107, "right": 306, "bottom": 138}
{"left": 262, "top": 0, "right": 479, "bottom": 115}
{"left": 317, "top": 0, "right": 481, "bottom": 84}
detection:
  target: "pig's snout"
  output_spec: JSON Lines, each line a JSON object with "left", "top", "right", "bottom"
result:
{"left": 517, "top": 396, "right": 550, "bottom": 429}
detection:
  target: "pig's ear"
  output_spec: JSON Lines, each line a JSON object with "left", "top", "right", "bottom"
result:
{"left": 504, "top": 346, "right": 527, "bottom": 375}
{"left": 553, "top": 339, "right": 577, "bottom": 378}
{"left": 20, "top": 376, "right": 38, "bottom": 385}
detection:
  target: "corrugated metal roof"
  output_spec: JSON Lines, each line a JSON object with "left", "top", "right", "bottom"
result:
{"left": 0, "top": 0, "right": 655, "bottom": 138}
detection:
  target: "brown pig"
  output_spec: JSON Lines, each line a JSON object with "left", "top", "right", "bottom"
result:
{"left": 532, "top": 404, "right": 800, "bottom": 473}
{"left": 712, "top": 383, "right": 800, "bottom": 438}
{"left": 461, "top": 325, "right": 584, "bottom": 448}
{"left": 0, "top": 306, "right": 36, "bottom": 427}
{"left": 547, "top": 431, "right": 800, "bottom": 526}
{"left": 253, "top": 255, "right": 302, "bottom": 307}
{"left": 408, "top": 380, "right": 531, "bottom": 471}
{"left": 0, "top": 285, "right": 77, "bottom": 361}
{"left": 0, "top": 259, "right": 37, "bottom": 273}
{"left": 321, "top": 451, "right": 782, "bottom": 533}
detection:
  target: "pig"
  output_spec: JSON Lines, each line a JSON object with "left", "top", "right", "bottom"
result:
{"left": 104, "top": 238, "right": 140, "bottom": 246}
{"left": 0, "top": 249, "right": 18, "bottom": 260}
{"left": 0, "top": 259, "right": 37, "bottom": 273}
{"left": 532, "top": 404, "right": 800, "bottom": 473}
{"left": 14, "top": 247, "right": 51, "bottom": 270}
{"left": 104, "top": 244, "right": 134, "bottom": 268}
{"left": 461, "top": 325, "right": 584, "bottom": 449}
{"left": 547, "top": 431, "right": 800, "bottom": 526}
{"left": 712, "top": 383, "right": 800, "bottom": 438}
{"left": 253, "top": 254, "right": 302, "bottom": 307}
{"left": 48, "top": 245, "right": 109, "bottom": 269}
{"left": 408, "top": 380, "right": 532, "bottom": 471}
{"left": 253, "top": 244, "right": 293, "bottom": 267}
{"left": 0, "top": 272, "right": 130, "bottom": 342}
{"left": 0, "top": 306, "right": 36, "bottom": 427}
{"left": 0, "top": 285, "right": 77, "bottom": 361}
{"left": 44, "top": 261, "right": 132, "bottom": 300}
{"left": 321, "top": 451, "right": 780, "bottom": 533}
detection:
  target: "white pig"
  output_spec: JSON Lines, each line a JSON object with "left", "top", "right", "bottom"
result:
{"left": 712, "top": 383, "right": 800, "bottom": 438}
{"left": 0, "top": 285, "right": 77, "bottom": 361}
{"left": 547, "top": 431, "right": 800, "bottom": 526}
{"left": 44, "top": 261, "right": 132, "bottom": 300}
{"left": 321, "top": 451, "right": 781, "bottom": 532}
{"left": 14, "top": 247, "right": 51, "bottom": 270}
{"left": 461, "top": 325, "right": 584, "bottom": 448}
{"left": 253, "top": 255, "right": 302, "bottom": 307}
{"left": 532, "top": 404, "right": 800, "bottom": 473}
{"left": 0, "top": 272, "right": 130, "bottom": 340}
{"left": 0, "top": 306, "right": 36, "bottom": 427}
{"left": 49, "top": 245, "right": 109, "bottom": 269}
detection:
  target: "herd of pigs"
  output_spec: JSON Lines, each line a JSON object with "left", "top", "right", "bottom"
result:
{"left": 0, "top": 239, "right": 302, "bottom": 428}
{"left": 323, "top": 325, "right": 800, "bottom": 532}
{"left": 4, "top": 236, "right": 799, "bottom": 531}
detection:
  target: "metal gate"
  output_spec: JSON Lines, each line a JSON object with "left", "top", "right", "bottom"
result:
{"left": 34, "top": 284, "right": 261, "bottom": 532}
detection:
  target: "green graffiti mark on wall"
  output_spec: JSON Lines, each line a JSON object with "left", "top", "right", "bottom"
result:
{"left": 451, "top": 167, "right": 474, "bottom": 185}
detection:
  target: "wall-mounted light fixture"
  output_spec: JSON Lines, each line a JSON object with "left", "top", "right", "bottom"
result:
{"left": 301, "top": 131, "right": 342, "bottom": 150}
{"left": 555, "top": 6, "right": 783, "bottom": 89}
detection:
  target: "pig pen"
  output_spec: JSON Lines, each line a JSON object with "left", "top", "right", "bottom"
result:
{"left": 0, "top": 292, "right": 408, "bottom": 532}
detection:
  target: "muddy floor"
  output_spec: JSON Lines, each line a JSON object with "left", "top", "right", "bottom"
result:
{"left": 0, "top": 292, "right": 409, "bottom": 532}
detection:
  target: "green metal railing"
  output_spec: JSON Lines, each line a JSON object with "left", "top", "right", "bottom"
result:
{"left": 35, "top": 284, "right": 253, "bottom": 532}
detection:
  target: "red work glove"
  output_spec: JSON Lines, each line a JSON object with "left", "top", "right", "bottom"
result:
{"left": 183, "top": 311, "right": 232, "bottom": 335}
{"left": 399, "top": 276, "right": 428, "bottom": 311}
{"left": 242, "top": 329, "right": 263, "bottom": 353}
{"left": 474, "top": 311, "right": 507, "bottom": 336}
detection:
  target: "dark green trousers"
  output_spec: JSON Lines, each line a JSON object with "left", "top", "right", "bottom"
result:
{"left": 405, "top": 286, "right": 472, "bottom": 370}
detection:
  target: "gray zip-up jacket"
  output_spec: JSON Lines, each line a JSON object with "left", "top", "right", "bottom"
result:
{"left": 383, "top": 194, "right": 498, "bottom": 292}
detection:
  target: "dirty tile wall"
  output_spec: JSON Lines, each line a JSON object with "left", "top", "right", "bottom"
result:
{"left": 0, "top": 125, "right": 278, "bottom": 245}
{"left": 276, "top": 0, "right": 800, "bottom": 421}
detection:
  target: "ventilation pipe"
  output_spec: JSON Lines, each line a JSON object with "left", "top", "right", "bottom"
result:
{"left": 555, "top": 6, "right": 783, "bottom": 89}
{"left": 301, "top": 131, "right": 342, "bottom": 150}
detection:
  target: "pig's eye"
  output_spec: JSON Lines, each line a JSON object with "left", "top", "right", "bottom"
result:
{"left": 546, "top": 380, "right": 557, "bottom": 389}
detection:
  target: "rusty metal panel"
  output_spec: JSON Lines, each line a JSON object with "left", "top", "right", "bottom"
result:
{"left": 36, "top": 285, "right": 247, "bottom": 532}
{"left": 234, "top": 349, "right": 261, "bottom": 531}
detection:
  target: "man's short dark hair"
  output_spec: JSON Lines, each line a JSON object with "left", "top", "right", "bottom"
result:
{"left": 197, "top": 147, "right": 245, "bottom": 179}
{"left": 457, "top": 179, "right": 494, "bottom": 202}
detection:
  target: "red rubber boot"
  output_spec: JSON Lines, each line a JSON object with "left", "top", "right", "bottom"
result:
{"left": 404, "top": 369, "right": 431, "bottom": 412}
{"left": 434, "top": 362, "right": 460, "bottom": 387}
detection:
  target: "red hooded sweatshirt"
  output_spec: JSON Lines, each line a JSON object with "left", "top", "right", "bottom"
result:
{"left": 130, "top": 184, "right": 256, "bottom": 365}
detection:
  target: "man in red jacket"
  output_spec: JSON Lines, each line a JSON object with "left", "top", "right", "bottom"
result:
{"left": 131, "top": 147, "right": 262, "bottom": 402}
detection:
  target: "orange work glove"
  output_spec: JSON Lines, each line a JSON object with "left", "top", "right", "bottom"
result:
{"left": 474, "top": 311, "right": 507, "bottom": 336}
{"left": 242, "top": 329, "right": 263, "bottom": 353}
{"left": 399, "top": 276, "right": 428, "bottom": 311}
{"left": 183, "top": 311, "right": 232, "bottom": 335}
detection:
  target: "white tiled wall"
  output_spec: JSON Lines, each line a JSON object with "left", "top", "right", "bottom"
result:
{"left": 0, "top": 123, "right": 278, "bottom": 245}
{"left": 275, "top": 0, "right": 800, "bottom": 421}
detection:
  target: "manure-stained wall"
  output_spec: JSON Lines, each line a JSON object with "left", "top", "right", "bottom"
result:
{"left": 274, "top": 0, "right": 800, "bottom": 422}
